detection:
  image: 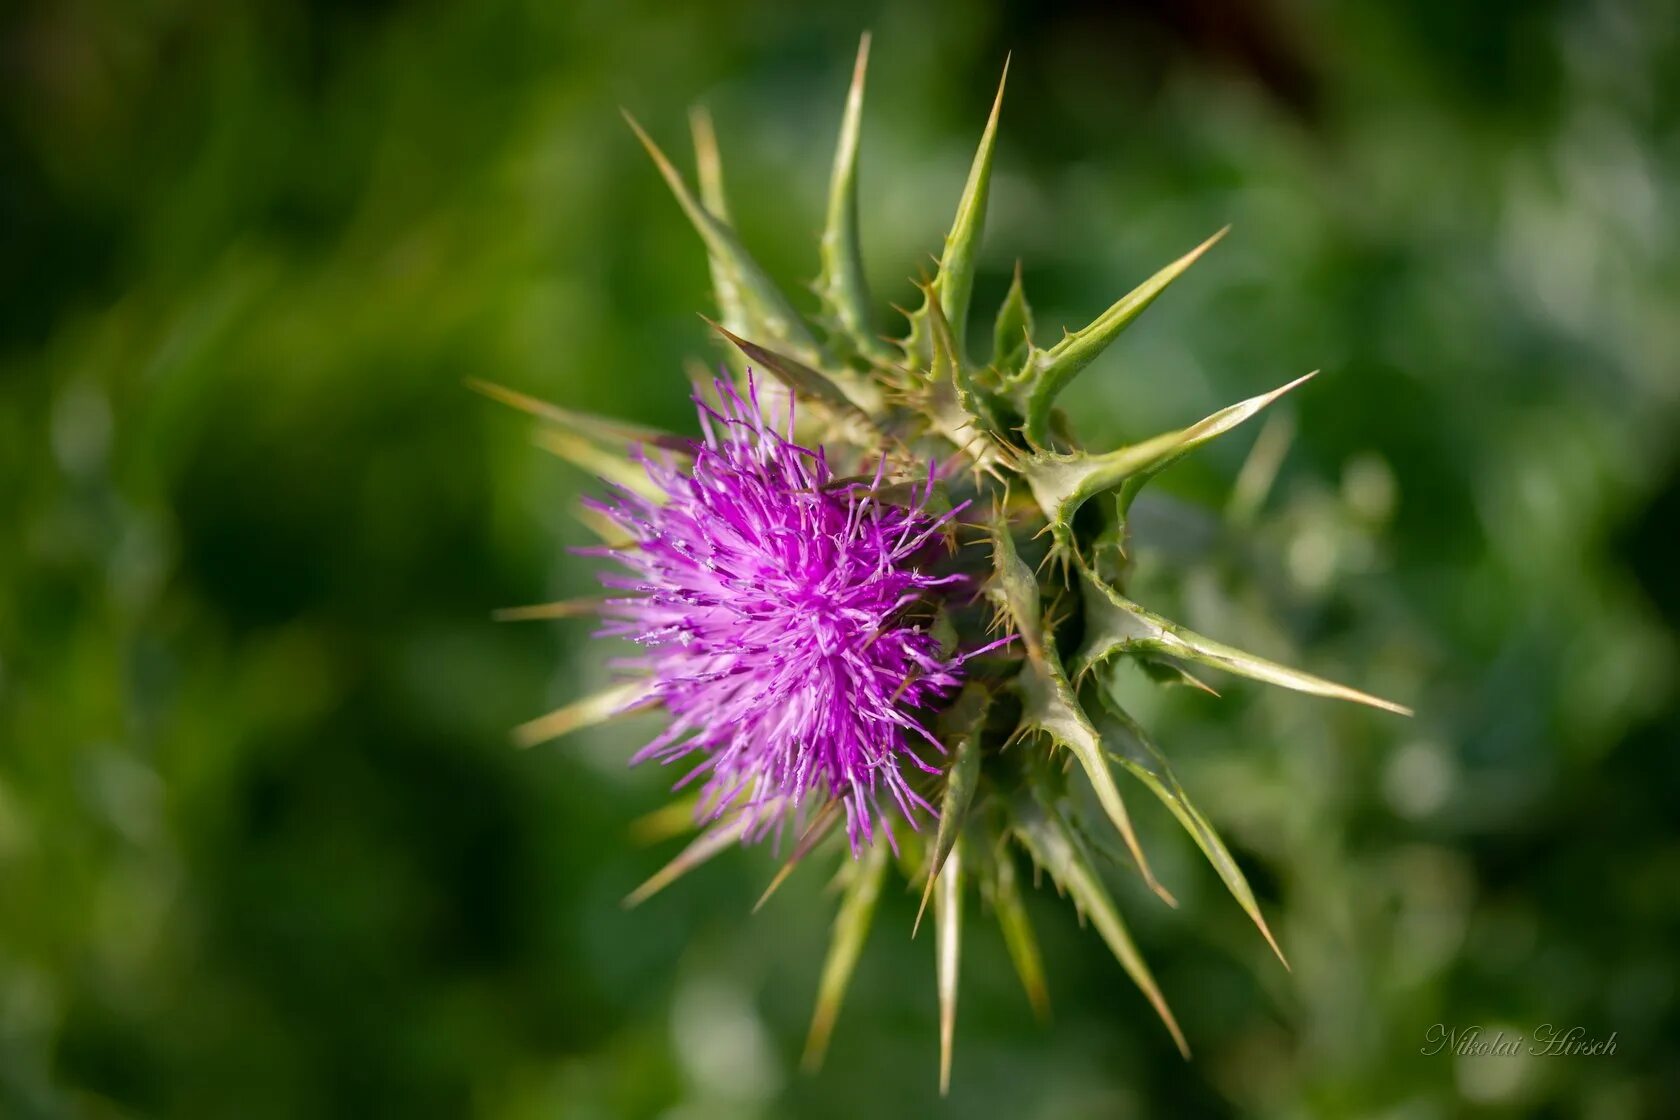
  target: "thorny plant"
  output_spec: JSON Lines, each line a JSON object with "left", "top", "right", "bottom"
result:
{"left": 480, "top": 35, "right": 1409, "bottom": 1093}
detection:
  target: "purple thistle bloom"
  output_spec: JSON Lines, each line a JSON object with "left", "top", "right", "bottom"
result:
{"left": 590, "top": 377, "right": 976, "bottom": 852}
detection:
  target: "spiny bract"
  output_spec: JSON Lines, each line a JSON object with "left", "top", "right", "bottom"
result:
{"left": 486, "top": 33, "right": 1410, "bottom": 1093}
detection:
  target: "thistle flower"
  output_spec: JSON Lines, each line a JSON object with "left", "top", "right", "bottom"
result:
{"left": 588, "top": 375, "right": 978, "bottom": 852}
{"left": 485, "top": 32, "right": 1410, "bottom": 1094}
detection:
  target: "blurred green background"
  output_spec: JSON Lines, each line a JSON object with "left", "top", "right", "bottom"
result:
{"left": 3, "top": 0, "right": 1678, "bottom": 1116}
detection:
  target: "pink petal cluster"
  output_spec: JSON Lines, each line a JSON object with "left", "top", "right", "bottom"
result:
{"left": 590, "top": 377, "right": 971, "bottom": 851}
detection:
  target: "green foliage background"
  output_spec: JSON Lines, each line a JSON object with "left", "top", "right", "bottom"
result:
{"left": 3, "top": 1, "right": 1677, "bottom": 1116}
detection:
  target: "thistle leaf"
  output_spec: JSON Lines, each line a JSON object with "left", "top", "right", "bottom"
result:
{"left": 1116, "top": 371, "right": 1317, "bottom": 518}
{"left": 989, "top": 846, "right": 1050, "bottom": 1020}
{"left": 991, "top": 260, "right": 1034, "bottom": 379}
{"left": 1012, "top": 795, "right": 1189, "bottom": 1058}
{"left": 1073, "top": 564, "right": 1413, "bottom": 715}
{"left": 1020, "top": 227, "right": 1227, "bottom": 446}
{"left": 1226, "top": 410, "right": 1296, "bottom": 528}
{"left": 492, "top": 598, "right": 603, "bottom": 622}
{"left": 986, "top": 508, "right": 1175, "bottom": 903}
{"left": 923, "top": 278, "right": 958, "bottom": 391}
{"left": 689, "top": 106, "right": 731, "bottom": 222}
{"left": 1016, "top": 639, "right": 1177, "bottom": 907}
{"left": 512, "top": 681, "right": 652, "bottom": 748}
{"left": 933, "top": 842, "right": 963, "bottom": 1096}
{"left": 803, "top": 841, "right": 889, "bottom": 1070}
{"left": 573, "top": 503, "right": 636, "bottom": 548}
{"left": 705, "top": 318, "right": 882, "bottom": 417}
{"left": 628, "top": 792, "right": 704, "bottom": 845}
{"left": 1022, "top": 371, "right": 1313, "bottom": 538}
{"left": 531, "top": 429, "right": 664, "bottom": 501}
{"left": 687, "top": 105, "right": 751, "bottom": 344}
{"left": 754, "top": 798, "right": 842, "bottom": 912}
{"left": 1086, "top": 688, "right": 1288, "bottom": 968}
{"left": 915, "top": 684, "right": 990, "bottom": 934}
{"left": 468, "top": 378, "right": 695, "bottom": 453}
{"left": 920, "top": 281, "right": 1014, "bottom": 448}
{"left": 818, "top": 34, "right": 894, "bottom": 363}
{"left": 983, "top": 507, "right": 1045, "bottom": 659}
{"left": 623, "top": 806, "right": 762, "bottom": 907}
{"left": 624, "top": 111, "right": 827, "bottom": 362}
{"left": 1135, "top": 656, "right": 1220, "bottom": 696}
{"left": 1022, "top": 430, "right": 1195, "bottom": 551}
{"left": 904, "top": 56, "right": 1009, "bottom": 365}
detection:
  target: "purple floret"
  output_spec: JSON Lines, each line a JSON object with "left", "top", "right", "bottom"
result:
{"left": 590, "top": 376, "right": 974, "bottom": 852}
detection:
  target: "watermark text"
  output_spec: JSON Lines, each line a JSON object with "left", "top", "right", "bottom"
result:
{"left": 1421, "top": 1024, "right": 1617, "bottom": 1058}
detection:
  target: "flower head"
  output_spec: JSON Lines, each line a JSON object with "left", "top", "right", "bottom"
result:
{"left": 592, "top": 377, "right": 970, "bottom": 850}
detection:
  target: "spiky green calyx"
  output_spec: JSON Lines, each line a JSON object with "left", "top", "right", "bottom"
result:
{"left": 489, "top": 33, "right": 1411, "bottom": 1092}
